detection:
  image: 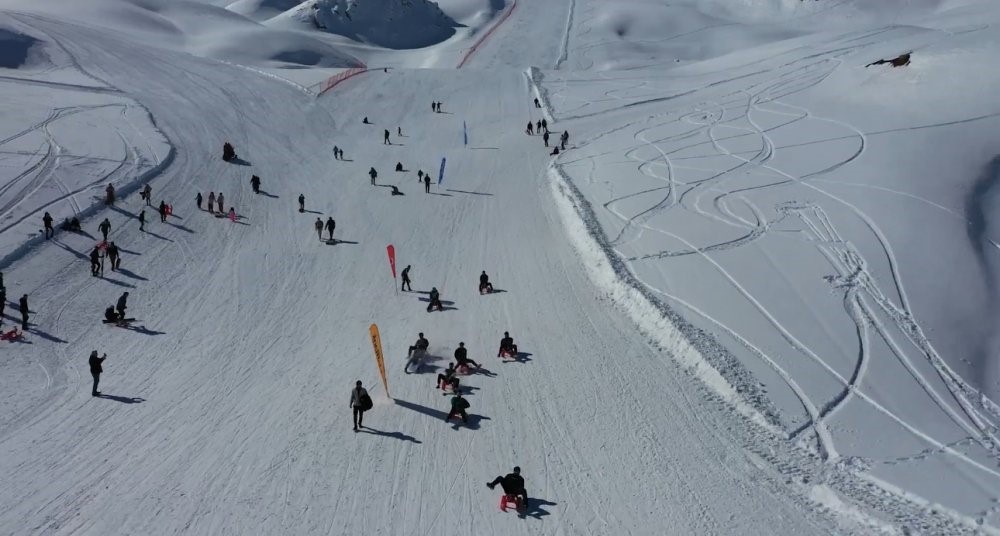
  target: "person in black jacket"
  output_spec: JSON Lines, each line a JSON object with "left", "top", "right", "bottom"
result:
{"left": 325, "top": 217, "right": 336, "bottom": 241}
{"left": 423, "top": 174, "right": 430, "bottom": 193}
{"left": 400, "top": 265, "right": 412, "bottom": 291}
{"left": 116, "top": 292, "right": 129, "bottom": 319}
{"left": 90, "top": 246, "right": 103, "bottom": 277}
{"left": 426, "top": 287, "right": 442, "bottom": 312}
{"left": 18, "top": 294, "right": 28, "bottom": 329}
{"left": 437, "top": 363, "right": 459, "bottom": 391}
{"left": 454, "top": 342, "right": 480, "bottom": 370}
{"left": 479, "top": 271, "right": 493, "bottom": 293}
{"left": 89, "top": 350, "right": 107, "bottom": 396}
{"left": 250, "top": 175, "right": 261, "bottom": 194}
{"left": 350, "top": 380, "right": 370, "bottom": 431}
{"left": 43, "top": 212, "right": 53, "bottom": 239}
{"left": 487, "top": 466, "right": 528, "bottom": 506}
{"left": 498, "top": 331, "right": 518, "bottom": 357}
{"left": 106, "top": 242, "right": 120, "bottom": 271}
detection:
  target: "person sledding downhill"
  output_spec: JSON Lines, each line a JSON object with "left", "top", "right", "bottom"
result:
{"left": 445, "top": 391, "right": 470, "bottom": 424}
{"left": 404, "top": 332, "right": 429, "bottom": 373}
{"left": 488, "top": 467, "right": 528, "bottom": 512}
{"left": 437, "top": 363, "right": 460, "bottom": 392}
{"left": 479, "top": 271, "right": 493, "bottom": 294}
{"left": 498, "top": 331, "right": 518, "bottom": 359}
{"left": 426, "top": 287, "right": 443, "bottom": 312}
{"left": 454, "top": 342, "right": 480, "bottom": 373}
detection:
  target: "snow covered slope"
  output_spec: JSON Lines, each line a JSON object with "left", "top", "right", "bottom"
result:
{"left": 2, "top": 0, "right": 1000, "bottom": 533}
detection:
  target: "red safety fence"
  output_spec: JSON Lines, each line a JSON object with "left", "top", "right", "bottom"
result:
{"left": 456, "top": 0, "right": 517, "bottom": 68}
{"left": 314, "top": 66, "right": 368, "bottom": 96}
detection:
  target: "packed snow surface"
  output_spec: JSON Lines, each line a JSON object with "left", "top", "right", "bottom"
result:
{"left": 2, "top": 0, "right": 1000, "bottom": 534}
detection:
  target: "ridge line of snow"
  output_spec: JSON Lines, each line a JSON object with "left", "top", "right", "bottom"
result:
{"left": 216, "top": 59, "right": 314, "bottom": 96}
{"left": 546, "top": 161, "right": 781, "bottom": 435}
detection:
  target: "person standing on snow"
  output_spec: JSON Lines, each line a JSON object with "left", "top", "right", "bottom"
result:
{"left": 487, "top": 467, "right": 528, "bottom": 507}
{"left": 383, "top": 129, "right": 390, "bottom": 145}
{"left": 369, "top": 167, "right": 377, "bottom": 186}
{"left": 561, "top": 130, "right": 569, "bottom": 150}
{"left": 350, "top": 380, "right": 371, "bottom": 431}
{"left": 541, "top": 118, "right": 548, "bottom": 133}
{"left": 437, "top": 363, "right": 459, "bottom": 391}
{"left": 217, "top": 192, "right": 224, "bottom": 214}
{"left": 115, "top": 292, "right": 129, "bottom": 320}
{"left": 196, "top": 192, "right": 203, "bottom": 210}
{"left": 105, "top": 183, "right": 116, "bottom": 205}
{"left": 401, "top": 265, "right": 412, "bottom": 291}
{"left": 526, "top": 122, "right": 533, "bottom": 135}
{"left": 42, "top": 212, "right": 53, "bottom": 239}
{"left": 158, "top": 200, "right": 168, "bottom": 223}
{"left": 0, "top": 287, "right": 6, "bottom": 326}
{"left": 423, "top": 174, "right": 431, "bottom": 194}
{"left": 90, "top": 246, "right": 103, "bottom": 276}
{"left": 542, "top": 131, "right": 550, "bottom": 148}
{"left": 325, "top": 217, "right": 336, "bottom": 242}
{"left": 535, "top": 120, "right": 541, "bottom": 132}
{"left": 314, "top": 217, "right": 323, "bottom": 241}
{"left": 89, "top": 350, "right": 107, "bottom": 396}
{"left": 143, "top": 184, "right": 152, "bottom": 206}
{"left": 207, "top": 192, "right": 216, "bottom": 214}
{"left": 534, "top": 97, "right": 541, "bottom": 108}
{"left": 106, "top": 242, "right": 120, "bottom": 271}
{"left": 333, "top": 145, "right": 340, "bottom": 160}
{"left": 98, "top": 218, "right": 111, "bottom": 241}
{"left": 298, "top": 194, "right": 306, "bottom": 213}
{"left": 397, "top": 126, "right": 402, "bottom": 137}
{"left": 18, "top": 294, "right": 29, "bottom": 329}
{"left": 251, "top": 175, "right": 261, "bottom": 194}
{"left": 138, "top": 210, "right": 146, "bottom": 232}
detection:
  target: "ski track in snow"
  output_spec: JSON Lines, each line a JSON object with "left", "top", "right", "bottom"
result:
{"left": 540, "top": 13, "right": 1000, "bottom": 531}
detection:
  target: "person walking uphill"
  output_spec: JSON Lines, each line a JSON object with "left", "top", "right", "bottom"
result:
{"left": 116, "top": 291, "right": 129, "bottom": 319}
{"left": 158, "top": 200, "right": 168, "bottom": 223}
{"left": 325, "top": 217, "right": 336, "bottom": 242}
{"left": 208, "top": 192, "right": 216, "bottom": 214}
{"left": 350, "top": 380, "right": 372, "bottom": 431}
{"left": 314, "top": 217, "right": 323, "bottom": 241}
{"left": 90, "top": 246, "right": 103, "bottom": 276}
{"left": 401, "top": 264, "right": 412, "bottom": 291}
{"left": 89, "top": 350, "right": 107, "bottom": 396}
{"left": 383, "top": 129, "right": 390, "bottom": 145}
{"left": 98, "top": 218, "right": 111, "bottom": 241}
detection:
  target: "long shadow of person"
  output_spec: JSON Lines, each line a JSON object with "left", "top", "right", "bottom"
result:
{"left": 522, "top": 498, "right": 557, "bottom": 519}
{"left": 357, "top": 426, "right": 421, "bottom": 443}
{"left": 97, "top": 394, "right": 145, "bottom": 404}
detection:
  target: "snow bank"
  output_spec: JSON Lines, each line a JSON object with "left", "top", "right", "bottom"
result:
{"left": 271, "top": 0, "right": 460, "bottom": 49}
{"left": 225, "top": 0, "right": 306, "bottom": 21}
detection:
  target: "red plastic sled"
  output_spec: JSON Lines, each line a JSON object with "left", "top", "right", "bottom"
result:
{"left": 499, "top": 494, "right": 523, "bottom": 512}
{"left": 1, "top": 327, "right": 21, "bottom": 341}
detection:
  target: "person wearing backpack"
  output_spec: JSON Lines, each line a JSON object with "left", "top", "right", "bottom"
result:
{"left": 350, "top": 380, "right": 372, "bottom": 431}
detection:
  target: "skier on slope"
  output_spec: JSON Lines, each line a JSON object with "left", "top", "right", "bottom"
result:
{"left": 487, "top": 467, "right": 528, "bottom": 507}
{"left": 498, "top": 331, "right": 518, "bottom": 357}
{"left": 325, "top": 217, "right": 336, "bottom": 242}
{"left": 314, "top": 217, "right": 323, "bottom": 240}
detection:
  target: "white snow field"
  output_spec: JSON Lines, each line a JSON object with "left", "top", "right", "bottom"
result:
{"left": 1, "top": 0, "right": 1000, "bottom": 534}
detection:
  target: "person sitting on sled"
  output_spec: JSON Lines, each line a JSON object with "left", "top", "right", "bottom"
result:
{"left": 487, "top": 466, "right": 528, "bottom": 507}
{"left": 498, "top": 331, "right": 518, "bottom": 357}
{"left": 104, "top": 306, "right": 119, "bottom": 323}
{"left": 479, "top": 271, "right": 493, "bottom": 293}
